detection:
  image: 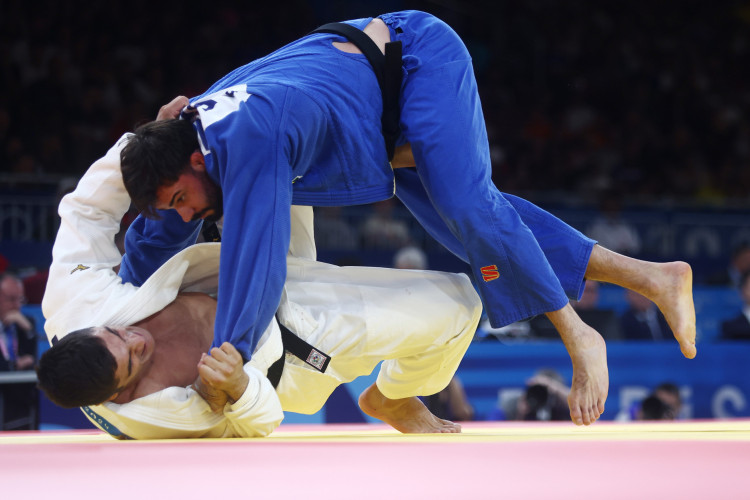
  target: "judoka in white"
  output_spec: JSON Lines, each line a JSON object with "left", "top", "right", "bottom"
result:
{"left": 39, "top": 130, "right": 482, "bottom": 440}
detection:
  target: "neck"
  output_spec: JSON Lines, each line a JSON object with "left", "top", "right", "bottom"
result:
{"left": 122, "top": 292, "right": 217, "bottom": 402}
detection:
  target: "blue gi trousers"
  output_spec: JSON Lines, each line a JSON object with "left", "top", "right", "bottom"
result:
{"left": 381, "top": 11, "right": 596, "bottom": 325}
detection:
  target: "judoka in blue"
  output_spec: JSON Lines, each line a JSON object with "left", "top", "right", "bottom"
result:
{"left": 118, "top": 10, "right": 697, "bottom": 426}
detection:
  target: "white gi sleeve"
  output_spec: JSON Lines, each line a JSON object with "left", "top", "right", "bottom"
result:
{"left": 42, "top": 134, "right": 285, "bottom": 439}
{"left": 222, "top": 365, "right": 284, "bottom": 437}
{"left": 42, "top": 134, "right": 140, "bottom": 342}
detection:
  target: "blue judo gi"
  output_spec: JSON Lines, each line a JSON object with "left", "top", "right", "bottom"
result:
{"left": 120, "top": 10, "right": 595, "bottom": 360}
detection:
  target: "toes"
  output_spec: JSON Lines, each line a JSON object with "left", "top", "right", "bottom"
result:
{"left": 680, "top": 341, "right": 697, "bottom": 359}
{"left": 569, "top": 406, "right": 584, "bottom": 426}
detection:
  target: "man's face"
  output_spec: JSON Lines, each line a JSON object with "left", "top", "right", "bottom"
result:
{"left": 0, "top": 278, "right": 24, "bottom": 320}
{"left": 154, "top": 157, "right": 222, "bottom": 223}
{"left": 92, "top": 326, "right": 155, "bottom": 396}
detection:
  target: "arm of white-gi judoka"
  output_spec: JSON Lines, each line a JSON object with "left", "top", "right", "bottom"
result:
{"left": 92, "top": 364, "right": 283, "bottom": 439}
{"left": 42, "top": 135, "right": 140, "bottom": 341}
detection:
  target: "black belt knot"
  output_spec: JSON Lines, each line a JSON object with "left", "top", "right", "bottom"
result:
{"left": 266, "top": 319, "right": 331, "bottom": 389}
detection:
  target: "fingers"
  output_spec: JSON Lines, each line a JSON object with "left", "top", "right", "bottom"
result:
{"left": 3, "top": 310, "right": 32, "bottom": 330}
{"left": 198, "top": 352, "right": 228, "bottom": 381}
{"left": 203, "top": 343, "right": 241, "bottom": 364}
{"left": 155, "top": 95, "right": 189, "bottom": 121}
{"left": 197, "top": 345, "right": 243, "bottom": 388}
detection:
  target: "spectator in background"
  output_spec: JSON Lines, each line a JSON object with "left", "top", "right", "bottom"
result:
{"left": 720, "top": 270, "right": 750, "bottom": 341}
{"left": 0, "top": 272, "right": 38, "bottom": 430}
{"left": 586, "top": 189, "right": 641, "bottom": 257}
{"left": 515, "top": 368, "right": 570, "bottom": 421}
{"left": 638, "top": 395, "right": 673, "bottom": 420}
{"left": 618, "top": 382, "right": 684, "bottom": 421}
{"left": 393, "top": 245, "right": 429, "bottom": 271}
{"left": 360, "top": 199, "right": 411, "bottom": 250}
{"left": 530, "top": 280, "right": 621, "bottom": 340}
{"left": 706, "top": 242, "right": 750, "bottom": 288}
{"left": 573, "top": 281, "right": 621, "bottom": 340}
{"left": 0, "top": 273, "right": 36, "bottom": 371}
{"left": 652, "top": 382, "right": 683, "bottom": 419}
{"left": 620, "top": 289, "right": 671, "bottom": 341}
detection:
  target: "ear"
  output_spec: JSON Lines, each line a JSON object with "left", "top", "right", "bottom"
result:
{"left": 190, "top": 151, "right": 206, "bottom": 173}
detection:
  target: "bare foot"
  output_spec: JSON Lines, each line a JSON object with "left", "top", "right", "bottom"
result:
{"left": 547, "top": 304, "right": 608, "bottom": 426}
{"left": 358, "top": 383, "right": 462, "bottom": 433}
{"left": 566, "top": 326, "right": 608, "bottom": 426}
{"left": 642, "top": 261, "right": 697, "bottom": 359}
{"left": 585, "top": 246, "right": 697, "bottom": 359}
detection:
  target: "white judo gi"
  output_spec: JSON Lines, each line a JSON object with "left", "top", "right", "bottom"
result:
{"left": 42, "top": 134, "right": 482, "bottom": 439}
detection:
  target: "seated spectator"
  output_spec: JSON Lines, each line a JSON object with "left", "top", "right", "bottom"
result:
{"left": 586, "top": 189, "right": 641, "bottom": 256}
{"left": 0, "top": 272, "right": 38, "bottom": 430}
{"left": 619, "top": 289, "right": 671, "bottom": 341}
{"left": 720, "top": 270, "right": 750, "bottom": 341}
{"left": 706, "top": 242, "right": 750, "bottom": 287}
{"left": 529, "top": 281, "right": 621, "bottom": 340}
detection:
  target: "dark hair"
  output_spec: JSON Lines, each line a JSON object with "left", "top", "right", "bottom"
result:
{"left": 120, "top": 119, "right": 199, "bottom": 218}
{"left": 654, "top": 382, "right": 680, "bottom": 398}
{"left": 640, "top": 395, "right": 672, "bottom": 420}
{"left": 36, "top": 327, "right": 120, "bottom": 408}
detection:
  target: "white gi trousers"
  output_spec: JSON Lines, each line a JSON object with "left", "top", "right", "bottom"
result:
{"left": 42, "top": 134, "right": 482, "bottom": 438}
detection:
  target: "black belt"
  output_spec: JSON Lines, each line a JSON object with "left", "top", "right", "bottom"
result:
{"left": 266, "top": 320, "right": 332, "bottom": 389}
{"left": 311, "top": 21, "right": 403, "bottom": 162}
{"left": 191, "top": 224, "right": 329, "bottom": 389}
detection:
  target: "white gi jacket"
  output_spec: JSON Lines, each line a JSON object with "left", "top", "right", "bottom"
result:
{"left": 42, "top": 134, "right": 302, "bottom": 439}
{"left": 43, "top": 135, "right": 482, "bottom": 440}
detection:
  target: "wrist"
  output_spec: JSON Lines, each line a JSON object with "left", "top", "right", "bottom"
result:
{"left": 226, "top": 372, "right": 250, "bottom": 404}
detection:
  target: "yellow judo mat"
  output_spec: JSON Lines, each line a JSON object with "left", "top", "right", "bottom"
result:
{"left": 2, "top": 420, "right": 749, "bottom": 499}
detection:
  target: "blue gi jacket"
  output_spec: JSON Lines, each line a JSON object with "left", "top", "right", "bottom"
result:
{"left": 121, "top": 12, "right": 594, "bottom": 361}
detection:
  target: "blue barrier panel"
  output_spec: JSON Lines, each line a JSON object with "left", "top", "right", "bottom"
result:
{"left": 456, "top": 340, "right": 750, "bottom": 421}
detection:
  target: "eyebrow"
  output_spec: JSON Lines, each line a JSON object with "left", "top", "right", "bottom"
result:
{"left": 104, "top": 327, "right": 132, "bottom": 377}
{"left": 168, "top": 190, "right": 182, "bottom": 208}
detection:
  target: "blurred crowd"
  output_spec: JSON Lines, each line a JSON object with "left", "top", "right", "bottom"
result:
{"left": 2, "top": 0, "right": 750, "bottom": 427}
{"left": 1, "top": 0, "right": 749, "bottom": 206}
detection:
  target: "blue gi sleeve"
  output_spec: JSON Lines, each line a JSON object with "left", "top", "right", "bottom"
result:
{"left": 196, "top": 86, "right": 298, "bottom": 360}
{"left": 118, "top": 209, "right": 202, "bottom": 286}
